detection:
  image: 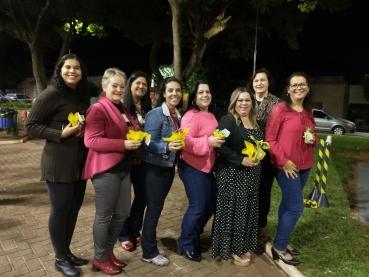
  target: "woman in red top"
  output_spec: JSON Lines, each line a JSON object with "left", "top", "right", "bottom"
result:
{"left": 266, "top": 72, "right": 318, "bottom": 266}
{"left": 82, "top": 68, "right": 140, "bottom": 275}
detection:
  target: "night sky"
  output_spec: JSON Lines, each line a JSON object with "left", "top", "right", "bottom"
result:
{"left": 3, "top": 0, "right": 368, "bottom": 91}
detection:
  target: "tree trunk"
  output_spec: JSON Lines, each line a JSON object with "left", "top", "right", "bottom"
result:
{"left": 183, "top": 37, "right": 208, "bottom": 82}
{"left": 168, "top": 0, "right": 182, "bottom": 81}
{"left": 52, "top": 22, "right": 76, "bottom": 80}
{"left": 29, "top": 44, "right": 47, "bottom": 94}
{"left": 149, "top": 36, "right": 164, "bottom": 88}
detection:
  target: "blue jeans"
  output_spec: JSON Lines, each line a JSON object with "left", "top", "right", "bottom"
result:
{"left": 273, "top": 166, "right": 311, "bottom": 251}
{"left": 177, "top": 159, "right": 217, "bottom": 250}
{"left": 118, "top": 164, "right": 146, "bottom": 242}
{"left": 141, "top": 162, "right": 175, "bottom": 259}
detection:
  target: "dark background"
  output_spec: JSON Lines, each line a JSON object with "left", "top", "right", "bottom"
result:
{"left": 2, "top": 0, "right": 368, "bottom": 95}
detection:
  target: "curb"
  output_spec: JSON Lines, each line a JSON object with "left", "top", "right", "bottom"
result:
{"left": 0, "top": 135, "right": 31, "bottom": 145}
{"left": 262, "top": 241, "right": 306, "bottom": 277}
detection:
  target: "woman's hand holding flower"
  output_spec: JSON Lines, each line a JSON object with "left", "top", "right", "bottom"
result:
{"left": 241, "top": 157, "right": 259, "bottom": 167}
{"left": 167, "top": 140, "right": 182, "bottom": 152}
{"left": 61, "top": 122, "right": 81, "bottom": 138}
{"left": 209, "top": 135, "right": 225, "bottom": 148}
{"left": 124, "top": 140, "right": 142, "bottom": 150}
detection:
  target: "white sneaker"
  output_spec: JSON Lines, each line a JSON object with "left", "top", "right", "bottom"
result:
{"left": 158, "top": 247, "right": 166, "bottom": 257}
{"left": 143, "top": 254, "right": 169, "bottom": 266}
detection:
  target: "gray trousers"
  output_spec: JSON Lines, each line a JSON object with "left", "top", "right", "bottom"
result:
{"left": 92, "top": 172, "right": 131, "bottom": 262}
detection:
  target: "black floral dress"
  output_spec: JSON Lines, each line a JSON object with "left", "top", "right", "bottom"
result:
{"left": 212, "top": 127, "right": 263, "bottom": 260}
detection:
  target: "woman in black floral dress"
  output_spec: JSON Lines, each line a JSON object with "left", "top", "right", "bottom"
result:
{"left": 212, "top": 87, "right": 263, "bottom": 266}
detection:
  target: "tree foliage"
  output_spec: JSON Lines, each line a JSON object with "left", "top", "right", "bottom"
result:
{"left": 166, "top": 0, "right": 350, "bottom": 82}
{"left": 0, "top": 0, "right": 53, "bottom": 92}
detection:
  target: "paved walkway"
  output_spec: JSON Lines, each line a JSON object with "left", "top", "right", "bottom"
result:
{"left": 0, "top": 137, "right": 288, "bottom": 277}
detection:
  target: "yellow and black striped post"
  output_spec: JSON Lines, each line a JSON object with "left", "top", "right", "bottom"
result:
{"left": 308, "top": 139, "right": 325, "bottom": 201}
{"left": 306, "top": 136, "right": 332, "bottom": 208}
{"left": 317, "top": 136, "right": 332, "bottom": 207}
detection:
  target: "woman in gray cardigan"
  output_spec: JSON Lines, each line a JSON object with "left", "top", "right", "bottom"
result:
{"left": 26, "top": 54, "right": 90, "bottom": 277}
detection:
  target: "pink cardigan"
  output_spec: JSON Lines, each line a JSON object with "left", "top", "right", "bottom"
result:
{"left": 180, "top": 109, "right": 218, "bottom": 173}
{"left": 265, "top": 102, "right": 318, "bottom": 170}
{"left": 82, "top": 96, "right": 137, "bottom": 179}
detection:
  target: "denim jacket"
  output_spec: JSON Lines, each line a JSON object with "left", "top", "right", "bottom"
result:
{"left": 142, "top": 102, "right": 181, "bottom": 167}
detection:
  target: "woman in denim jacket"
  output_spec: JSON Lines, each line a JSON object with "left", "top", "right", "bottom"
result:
{"left": 141, "top": 77, "right": 183, "bottom": 266}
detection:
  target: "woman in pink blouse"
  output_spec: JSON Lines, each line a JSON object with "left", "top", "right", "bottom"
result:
{"left": 176, "top": 80, "right": 225, "bottom": 262}
{"left": 266, "top": 72, "right": 318, "bottom": 266}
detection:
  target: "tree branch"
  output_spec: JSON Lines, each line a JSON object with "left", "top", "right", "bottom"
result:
{"left": 204, "top": 15, "right": 232, "bottom": 39}
{"left": 187, "top": 14, "right": 195, "bottom": 37}
{"left": 32, "top": 0, "right": 50, "bottom": 45}
{"left": 7, "top": 0, "right": 28, "bottom": 42}
{"left": 206, "top": 0, "right": 235, "bottom": 30}
{"left": 149, "top": 36, "right": 164, "bottom": 88}
{"left": 16, "top": 0, "right": 33, "bottom": 36}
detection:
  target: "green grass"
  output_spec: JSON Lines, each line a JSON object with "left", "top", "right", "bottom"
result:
{"left": 268, "top": 133, "right": 369, "bottom": 277}
{"left": 0, "top": 102, "right": 32, "bottom": 109}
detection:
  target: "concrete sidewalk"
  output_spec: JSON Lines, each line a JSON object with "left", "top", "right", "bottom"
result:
{"left": 0, "top": 138, "right": 289, "bottom": 277}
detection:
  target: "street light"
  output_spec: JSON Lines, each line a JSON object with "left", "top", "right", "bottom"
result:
{"left": 253, "top": 8, "right": 259, "bottom": 74}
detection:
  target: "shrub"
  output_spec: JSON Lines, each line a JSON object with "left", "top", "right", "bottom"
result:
{"left": 0, "top": 102, "right": 32, "bottom": 109}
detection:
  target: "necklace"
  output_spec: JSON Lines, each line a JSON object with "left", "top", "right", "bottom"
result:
{"left": 134, "top": 100, "right": 141, "bottom": 107}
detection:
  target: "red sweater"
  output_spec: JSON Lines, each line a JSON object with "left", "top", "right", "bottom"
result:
{"left": 265, "top": 102, "right": 318, "bottom": 170}
{"left": 82, "top": 96, "right": 137, "bottom": 179}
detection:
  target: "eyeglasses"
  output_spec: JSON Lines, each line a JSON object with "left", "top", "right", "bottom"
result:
{"left": 289, "top": 83, "right": 308, "bottom": 89}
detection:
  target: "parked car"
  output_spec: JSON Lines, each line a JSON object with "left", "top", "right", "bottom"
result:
{"left": 312, "top": 109, "right": 356, "bottom": 135}
{"left": 0, "top": 90, "right": 7, "bottom": 102}
{"left": 0, "top": 96, "right": 10, "bottom": 103}
{"left": 4, "top": 93, "right": 33, "bottom": 103}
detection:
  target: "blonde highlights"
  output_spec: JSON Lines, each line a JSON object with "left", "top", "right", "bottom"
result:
{"left": 228, "top": 87, "right": 259, "bottom": 129}
{"left": 101, "top": 68, "right": 127, "bottom": 90}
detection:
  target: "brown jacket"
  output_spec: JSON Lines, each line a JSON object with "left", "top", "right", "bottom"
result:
{"left": 25, "top": 87, "right": 90, "bottom": 183}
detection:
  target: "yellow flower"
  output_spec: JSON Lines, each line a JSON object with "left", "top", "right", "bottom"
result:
{"left": 126, "top": 130, "right": 151, "bottom": 145}
{"left": 213, "top": 129, "right": 224, "bottom": 137}
{"left": 163, "top": 127, "right": 190, "bottom": 148}
{"left": 241, "top": 136, "right": 270, "bottom": 162}
{"left": 68, "top": 112, "right": 79, "bottom": 127}
{"left": 68, "top": 112, "right": 85, "bottom": 126}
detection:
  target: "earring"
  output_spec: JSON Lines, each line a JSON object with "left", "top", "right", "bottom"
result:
{"left": 192, "top": 100, "right": 196, "bottom": 105}
{"left": 287, "top": 93, "right": 290, "bottom": 96}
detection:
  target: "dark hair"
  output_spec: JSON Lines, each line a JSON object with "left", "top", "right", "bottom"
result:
{"left": 123, "top": 71, "right": 152, "bottom": 117}
{"left": 281, "top": 71, "right": 312, "bottom": 109}
{"left": 185, "top": 79, "right": 215, "bottom": 114}
{"left": 155, "top": 76, "right": 182, "bottom": 107}
{"left": 53, "top": 54, "right": 89, "bottom": 100}
{"left": 247, "top": 68, "right": 274, "bottom": 94}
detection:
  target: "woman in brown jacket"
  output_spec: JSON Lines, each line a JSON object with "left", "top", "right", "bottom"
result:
{"left": 26, "top": 54, "right": 90, "bottom": 277}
